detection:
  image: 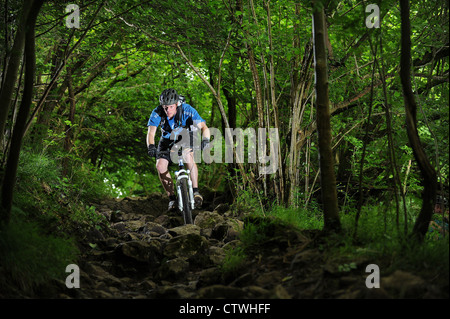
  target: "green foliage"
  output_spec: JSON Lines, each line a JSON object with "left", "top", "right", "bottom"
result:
{"left": 220, "top": 246, "right": 247, "bottom": 275}
{"left": 8, "top": 0, "right": 445, "bottom": 207}
{"left": 264, "top": 203, "right": 324, "bottom": 230}
{"left": 1, "top": 0, "right": 448, "bottom": 291}
{"left": 15, "top": 148, "right": 110, "bottom": 222}
{"left": 239, "top": 220, "right": 272, "bottom": 247}
{"left": 70, "top": 205, "right": 106, "bottom": 229}
{"left": 0, "top": 148, "right": 114, "bottom": 295}
{"left": 14, "top": 149, "right": 64, "bottom": 223}
{"left": 232, "top": 186, "right": 261, "bottom": 215}
{"left": 239, "top": 213, "right": 301, "bottom": 250}
{"left": 233, "top": 189, "right": 448, "bottom": 283}
{"left": 0, "top": 208, "right": 78, "bottom": 293}
{"left": 338, "top": 262, "right": 357, "bottom": 272}
{"left": 220, "top": 213, "right": 298, "bottom": 276}
{"left": 336, "top": 201, "right": 449, "bottom": 280}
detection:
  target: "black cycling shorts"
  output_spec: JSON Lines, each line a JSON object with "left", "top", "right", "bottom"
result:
{"left": 156, "top": 138, "right": 175, "bottom": 164}
{"left": 156, "top": 134, "right": 195, "bottom": 164}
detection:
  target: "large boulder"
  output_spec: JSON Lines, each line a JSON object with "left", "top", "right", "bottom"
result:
{"left": 194, "top": 211, "right": 225, "bottom": 229}
{"left": 168, "top": 224, "right": 201, "bottom": 237}
{"left": 114, "top": 240, "right": 162, "bottom": 267}
{"left": 163, "top": 232, "right": 209, "bottom": 260}
{"left": 157, "top": 257, "right": 190, "bottom": 281}
{"left": 211, "top": 219, "right": 244, "bottom": 242}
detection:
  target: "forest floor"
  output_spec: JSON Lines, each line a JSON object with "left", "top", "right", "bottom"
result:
{"left": 30, "top": 191, "right": 449, "bottom": 299}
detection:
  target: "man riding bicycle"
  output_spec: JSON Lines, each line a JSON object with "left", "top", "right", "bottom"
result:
{"left": 147, "top": 88, "right": 210, "bottom": 211}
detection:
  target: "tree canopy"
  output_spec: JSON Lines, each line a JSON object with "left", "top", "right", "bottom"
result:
{"left": 0, "top": 0, "right": 448, "bottom": 298}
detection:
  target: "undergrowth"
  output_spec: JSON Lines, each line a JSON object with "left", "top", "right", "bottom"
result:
{"left": 0, "top": 148, "right": 112, "bottom": 297}
{"left": 223, "top": 190, "right": 449, "bottom": 285}
{"left": 0, "top": 208, "right": 78, "bottom": 295}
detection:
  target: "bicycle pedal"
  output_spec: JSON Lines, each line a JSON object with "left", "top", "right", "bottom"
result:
{"left": 168, "top": 200, "right": 178, "bottom": 211}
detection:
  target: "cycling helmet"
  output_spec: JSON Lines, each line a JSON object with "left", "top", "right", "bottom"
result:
{"left": 159, "top": 88, "right": 179, "bottom": 106}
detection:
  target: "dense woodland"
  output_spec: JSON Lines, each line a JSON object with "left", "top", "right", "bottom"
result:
{"left": 0, "top": 0, "right": 448, "bottom": 300}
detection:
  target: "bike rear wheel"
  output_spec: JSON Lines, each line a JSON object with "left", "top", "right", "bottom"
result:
{"left": 180, "top": 178, "right": 193, "bottom": 224}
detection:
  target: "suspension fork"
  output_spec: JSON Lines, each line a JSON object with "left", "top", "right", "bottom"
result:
{"left": 175, "top": 169, "right": 195, "bottom": 211}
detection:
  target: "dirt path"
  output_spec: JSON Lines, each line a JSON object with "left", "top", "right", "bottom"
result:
{"left": 55, "top": 192, "right": 447, "bottom": 299}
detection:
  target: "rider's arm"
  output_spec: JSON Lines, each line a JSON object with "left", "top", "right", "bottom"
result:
{"left": 197, "top": 121, "right": 210, "bottom": 140}
{"left": 147, "top": 125, "right": 158, "bottom": 147}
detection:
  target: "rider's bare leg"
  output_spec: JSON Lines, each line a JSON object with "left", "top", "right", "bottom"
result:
{"left": 156, "top": 158, "right": 174, "bottom": 197}
{"left": 183, "top": 149, "right": 203, "bottom": 208}
{"left": 183, "top": 149, "right": 198, "bottom": 188}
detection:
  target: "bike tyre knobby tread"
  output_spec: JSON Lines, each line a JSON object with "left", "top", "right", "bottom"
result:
{"left": 180, "top": 178, "right": 193, "bottom": 224}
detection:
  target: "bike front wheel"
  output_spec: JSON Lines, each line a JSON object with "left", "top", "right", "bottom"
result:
{"left": 179, "top": 178, "right": 193, "bottom": 224}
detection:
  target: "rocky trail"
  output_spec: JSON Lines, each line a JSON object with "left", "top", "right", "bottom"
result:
{"left": 51, "top": 191, "right": 446, "bottom": 299}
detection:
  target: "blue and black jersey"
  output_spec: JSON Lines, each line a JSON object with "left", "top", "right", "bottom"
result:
{"left": 147, "top": 103, "right": 205, "bottom": 140}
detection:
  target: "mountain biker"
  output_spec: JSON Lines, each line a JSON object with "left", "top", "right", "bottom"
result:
{"left": 146, "top": 88, "right": 210, "bottom": 211}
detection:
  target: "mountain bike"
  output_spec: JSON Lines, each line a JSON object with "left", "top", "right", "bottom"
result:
{"left": 173, "top": 148, "right": 195, "bottom": 224}
{"left": 150, "top": 135, "right": 198, "bottom": 225}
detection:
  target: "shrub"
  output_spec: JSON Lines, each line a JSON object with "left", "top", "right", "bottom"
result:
{"left": 220, "top": 246, "right": 247, "bottom": 275}
{"left": 0, "top": 208, "right": 78, "bottom": 295}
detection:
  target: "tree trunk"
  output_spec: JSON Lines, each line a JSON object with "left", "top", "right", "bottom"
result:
{"left": 63, "top": 68, "right": 76, "bottom": 176}
{"left": 266, "top": 0, "right": 284, "bottom": 204}
{"left": 288, "top": 40, "right": 313, "bottom": 207}
{"left": 23, "top": 1, "right": 106, "bottom": 138}
{"left": 223, "top": 88, "right": 237, "bottom": 130}
{"left": 312, "top": 1, "right": 341, "bottom": 233}
{"left": 0, "top": 0, "right": 33, "bottom": 149}
{"left": 399, "top": 0, "right": 437, "bottom": 241}
{"left": 1, "top": 0, "right": 44, "bottom": 226}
